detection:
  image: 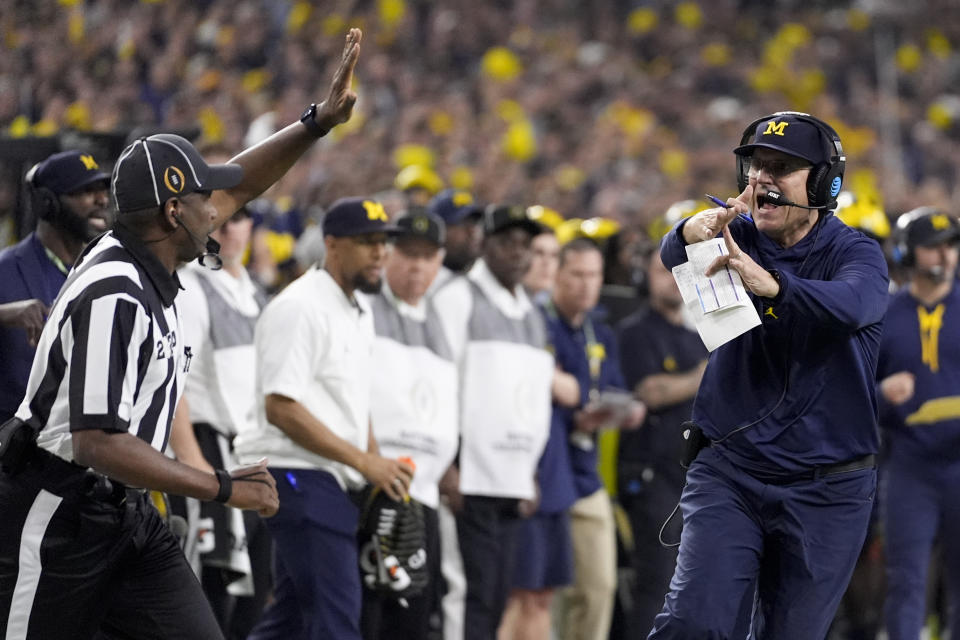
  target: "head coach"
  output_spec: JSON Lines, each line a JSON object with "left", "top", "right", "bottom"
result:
{"left": 0, "top": 28, "right": 363, "bottom": 640}
{"left": 649, "top": 111, "right": 889, "bottom": 639}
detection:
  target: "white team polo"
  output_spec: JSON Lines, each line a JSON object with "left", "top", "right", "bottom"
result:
{"left": 235, "top": 266, "right": 373, "bottom": 491}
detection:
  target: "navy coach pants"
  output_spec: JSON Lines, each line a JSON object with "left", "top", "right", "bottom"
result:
{"left": 248, "top": 468, "right": 362, "bottom": 640}
{"left": 0, "top": 450, "right": 223, "bottom": 640}
{"left": 648, "top": 447, "right": 875, "bottom": 640}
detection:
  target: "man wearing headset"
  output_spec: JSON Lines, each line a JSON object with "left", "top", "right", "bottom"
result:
{"left": 0, "top": 150, "right": 111, "bottom": 424}
{"left": 877, "top": 208, "right": 960, "bottom": 640}
{"left": 649, "top": 112, "right": 889, "bottom": 639}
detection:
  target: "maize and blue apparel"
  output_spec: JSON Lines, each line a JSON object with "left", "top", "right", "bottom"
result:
{"left": 877, "top": 283, "right": 960, "bottom": 640}
{"left": 242, "top": 266, "right": 375, "bottom": 640}
{"left": 361, "top": 282, "right": 459, "bottom": 639}
{"left": 616, "top": 306, "right": 707, "bottom": 633}
{"left": 0, "top": 233, "right": 69, "bottom": 424}
{"left": 650, "top": 212, "right": 888, "bottom": 639}
{"left": 0, "top": 227, "right": 224, "bottom": 639}
{"left": 433, "top": 259, "right": 553, "bottom": 640}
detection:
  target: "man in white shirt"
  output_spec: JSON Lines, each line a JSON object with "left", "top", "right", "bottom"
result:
{"left": 363, "top": 209, "right": 458, "bottom": 639}
{"left": 239, "top": 197, "right": 414, "bottom": 640}
{"left": 432, "top": 205, "right": 556, "bottom": 640}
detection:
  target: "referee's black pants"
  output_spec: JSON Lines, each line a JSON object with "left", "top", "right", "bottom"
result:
{"left": 0, "top": 449, "right": 223, "bottom": 640}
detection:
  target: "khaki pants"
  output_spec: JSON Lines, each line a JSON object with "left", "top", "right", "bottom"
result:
{"left": 556, "top": 489, "right": 617, "bottom": 640}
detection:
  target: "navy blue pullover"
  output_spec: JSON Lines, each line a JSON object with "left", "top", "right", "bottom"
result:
{"left": 661, "top": 213, "right": 889, "bottom": 476}
{"left": 877, "top": 284, "right": 960, "bottom": 462}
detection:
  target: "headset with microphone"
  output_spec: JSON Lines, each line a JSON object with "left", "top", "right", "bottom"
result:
{"left": 736, "top": 111, "right": 846, "bottom": 212}
{"left": 892, "top": 207, "right": 960, "bottom": 281}
{"left": 173, "top": 212, "right": 222, "bottom": 270}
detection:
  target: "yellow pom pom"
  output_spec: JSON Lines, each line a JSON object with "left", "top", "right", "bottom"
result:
{"left": 450, "top": 166, "right": 474, "bottom": 190}
{"left": 378, "top": 0, "right": 406, "bottom": 28}
{"left": 701, "top": 43, "right": 731, "bottom": 67}
{"left": 627, "top": 8, "right": 658, "bottom": 35}
{"left": 393, "top": 144, "right": 435, "bottom": 169}
{"left": 502, "top": 120, "right": 537, "bottom": 162}
{"left": 927, "top": 30, "right": 951, "bottom": 61}
{"left": 847, "top": 9, "right": 870, "bottom": 32}
{"left": 65, "top": 101, "right": 92, "bottom": 131}
{"left": 8, "top": 115, "right": 31, "bottom": 138}
{"left": 896, "top": 44, "right": 923, "bottom": 73}
{"left": 659, "top": 149, "right": 688, "bottom": 179}
{"left": 287, "top": 2, "right": 312, "bottom": 34}
{"left": 482, "top": 47, "right": 523, "bottom": 82}
{"left": 674, "top": 2, "right": 703, "bottom": 30}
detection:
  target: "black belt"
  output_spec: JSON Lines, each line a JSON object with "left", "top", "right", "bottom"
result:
{"left": 27, "top": 446, "right": 143, "bottom": 506}
{"left": 755, "top": 454, "right": 876, "bottom": 485}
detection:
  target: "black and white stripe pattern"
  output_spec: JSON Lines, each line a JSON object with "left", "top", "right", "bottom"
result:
{"left": 14, "top": 230, "right": 187, "bottom": 462}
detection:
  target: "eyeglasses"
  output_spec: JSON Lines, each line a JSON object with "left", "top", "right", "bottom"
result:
{"left": 748, "top": 156, "right": 812, "bottom": 180}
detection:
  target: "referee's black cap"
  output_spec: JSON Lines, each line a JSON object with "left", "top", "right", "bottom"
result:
{"left": 112, "top": 134, "right": 244, "bottom": 213}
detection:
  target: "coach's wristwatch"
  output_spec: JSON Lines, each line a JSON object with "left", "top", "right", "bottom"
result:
{"left": 300, "top": 103, "right": 329, "bottom": 138}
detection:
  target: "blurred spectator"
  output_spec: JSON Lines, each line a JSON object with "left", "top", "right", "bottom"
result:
{"left": 427, "top": 188, "right": 484, "bottom": 289}
{"left": 521, "top": 224, "right": 560, "bottom": 304}
{"left": 546, "top": 238, "right": 644, "bottom": 640}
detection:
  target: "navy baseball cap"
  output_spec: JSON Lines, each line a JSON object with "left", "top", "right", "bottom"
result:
{"left": 322, "top": 197, "right": 401, "bottom": 238}
{"left": 395, "top": 208, "right": 445, "bottom": 247}
{"left": 28, "top": 150, "right": 110, "bottom": 195}
{"left": 112, "top": 134, "right": 244, "bottom": 213}
{"left": 900, "top": 207, "right": 960, "bottom": 249}
{"left": 483, "top": 204, "right": 541, "bottom": 237}
{"left": 733, "top": 114, "right": 830, "bottom": 165}
{"left": 427, "top": 189, "right": 483, "bottom": 225}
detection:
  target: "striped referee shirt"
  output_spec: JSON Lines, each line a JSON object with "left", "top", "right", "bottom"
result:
{"left": 15, "top": 226, "right": 189, "bottom": 463}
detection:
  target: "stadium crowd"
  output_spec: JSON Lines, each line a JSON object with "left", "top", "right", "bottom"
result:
{"left": 3, "top": 1, "right": 960, "bottom": 639}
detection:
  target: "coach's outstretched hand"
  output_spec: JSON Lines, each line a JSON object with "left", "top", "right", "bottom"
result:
{"left": 315, "top": 28, "right": 362, "bottom": 133}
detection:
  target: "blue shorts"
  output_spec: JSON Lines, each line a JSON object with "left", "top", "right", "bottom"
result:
{"left": 511, "top": 510, "right": 573, "bottom": 590}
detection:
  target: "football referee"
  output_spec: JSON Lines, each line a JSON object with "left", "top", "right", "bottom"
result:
{"left": 0, "top": 28, "right": 363, "bottom": 640}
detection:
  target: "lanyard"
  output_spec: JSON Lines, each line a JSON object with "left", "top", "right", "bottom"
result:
{"left": 44, "top": 246, "right": 69, "bottom": 276}
{"left": 545, "top": 300, "right": 604, "bottom": 400}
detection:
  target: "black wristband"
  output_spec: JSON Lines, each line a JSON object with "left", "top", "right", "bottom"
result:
{"left": 214, "top": 468, "right": 232, "bottom": 503}
{"left": 300, "top": 103, "right": 330, "bottom": 138}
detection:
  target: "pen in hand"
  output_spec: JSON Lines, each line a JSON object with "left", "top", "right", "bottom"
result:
{"left": 705, "top": 194, "right": 734, "bottom": 209}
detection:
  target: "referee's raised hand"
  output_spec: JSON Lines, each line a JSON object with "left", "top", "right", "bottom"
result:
{"left": 226, "top": 459, "right": 279, "bottom": 517}
{"left": 314, "top": 27, "right": 362, "bottom": 134}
